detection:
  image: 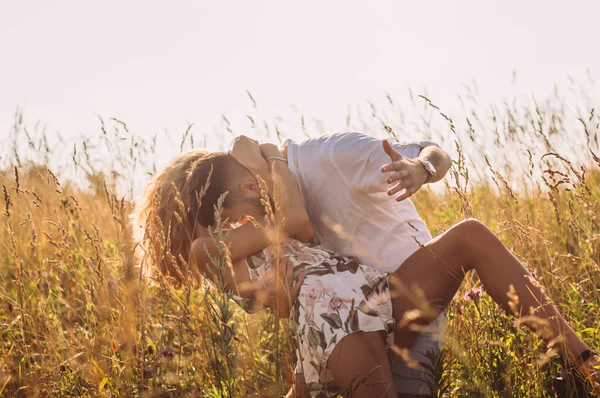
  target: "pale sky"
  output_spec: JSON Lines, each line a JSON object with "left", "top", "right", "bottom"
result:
{"left": 1, "top": 0, "right": 599, "bottom": 163}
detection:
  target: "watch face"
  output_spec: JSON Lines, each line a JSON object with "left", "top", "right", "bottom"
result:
{"left": 421, "top": 160, "right": 436, "bottom": 177}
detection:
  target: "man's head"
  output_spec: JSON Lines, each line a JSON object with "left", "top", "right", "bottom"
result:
{"left": 186, "top": 152, "right": 266, "bottom": 228}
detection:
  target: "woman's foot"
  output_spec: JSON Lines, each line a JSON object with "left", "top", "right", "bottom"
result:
{"left": 578, "top": 350, "right": 600, "bottom": 395}
{"left": 557, "top": 349, "right": 600, "bottom": 397}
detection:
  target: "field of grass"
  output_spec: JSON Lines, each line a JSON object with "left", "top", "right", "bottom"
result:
{"left": 1, "top": 86, "right": 599, "bottom": 397}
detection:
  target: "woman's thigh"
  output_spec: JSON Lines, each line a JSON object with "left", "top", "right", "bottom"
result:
{"left": 390, "top": 225, "right": 468, "bottom": 305}
{"left": 387, "top": 220, "right": 487, "bottom": 346}
{"left": 327, "top": 331, "right": 396, "bottom": 398}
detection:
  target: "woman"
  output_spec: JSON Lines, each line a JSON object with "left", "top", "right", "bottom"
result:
{"left": 136, "top": 138, "right": 599, "bottom": 397}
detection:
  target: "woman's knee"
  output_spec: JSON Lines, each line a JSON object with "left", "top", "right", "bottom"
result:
{"left": 453, "top": 218, "right": 492, "bottom": 241}
{"left": 444, "top": 219, "right": 491, "bottom": 261}
{"left": 457, "top": 218, "right": 487, "bottom": 231}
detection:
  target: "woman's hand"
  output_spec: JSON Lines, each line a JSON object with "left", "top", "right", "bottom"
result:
{"left": 229, "top": 135, "right": 269, "bottom": 175}
{"left": 255, "top": 257, "right": 305, "bottom": 318}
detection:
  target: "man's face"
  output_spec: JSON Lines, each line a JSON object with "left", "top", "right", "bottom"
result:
{"left": 219, "top": 170, "right": 267, "bottom": 226}
{"left": 221, "top": 196, "right": 266, "bottom": 226}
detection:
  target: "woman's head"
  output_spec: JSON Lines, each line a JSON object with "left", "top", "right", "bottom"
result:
{"left": 186, "top": 152, "right": 266, "bottom": 228}
{"left": 133, "top": 149, "right": 210, "bottom": 283}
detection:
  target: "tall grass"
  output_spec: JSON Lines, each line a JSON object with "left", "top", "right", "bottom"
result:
{"left": 1, "top": 82, "right": 599, "bottom": 396}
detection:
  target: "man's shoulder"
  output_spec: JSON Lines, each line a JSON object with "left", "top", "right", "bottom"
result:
{"left": 288, "top": 133, "right": 376, "bottom": 186}
{"left": 294, "top": 132, "right": 373, "bottom": 145}
{"left": 293, "top": 132, "right": 379, "bottom": 154}
{"left": 294, "top": 132, "right": 440, "bottom": 159}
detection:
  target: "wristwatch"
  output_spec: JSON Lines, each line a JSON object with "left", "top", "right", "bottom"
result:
{"left": 418, "top": 159, "right": 437, "bottom": 182}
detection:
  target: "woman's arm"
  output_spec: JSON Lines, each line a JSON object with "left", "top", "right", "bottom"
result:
{"left": 190, "top": 221, "right": 271, "bottom": 284}
{"left": 190, "top": 221, "right": 267, "bottom": 297}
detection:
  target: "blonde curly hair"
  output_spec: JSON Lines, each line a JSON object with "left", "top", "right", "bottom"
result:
{"left": 132, "top": 149, "right": 209, "bottom": 285}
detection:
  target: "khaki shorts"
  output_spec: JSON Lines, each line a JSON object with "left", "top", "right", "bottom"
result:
{"left": 392, "top": 311, "right": 446, "bottom": 396}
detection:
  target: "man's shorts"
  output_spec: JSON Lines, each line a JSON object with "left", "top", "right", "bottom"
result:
{"left": 392, "top": 311, "right": 446, "bottom": 396}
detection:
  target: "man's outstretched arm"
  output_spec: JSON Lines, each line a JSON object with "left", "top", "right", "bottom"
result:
{"left": 329, "top": 132, "right": 450, "bottom": 196}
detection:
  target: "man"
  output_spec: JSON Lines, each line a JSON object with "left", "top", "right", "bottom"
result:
{"left": 276, "top": 132, "right": 452, "bottom": 397}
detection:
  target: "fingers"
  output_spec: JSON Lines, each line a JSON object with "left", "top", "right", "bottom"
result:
{"left": 381, "top": 160, "right": 408, "bottom": 175}
{"left": 387, "top": 181, "right": 416, "bottom": 201}
{"left": 290, "top": 272, "right": 305, "bottom": 301}
{"left": 384, "top": 169, "right": 409, "bottom": 184}
{"left": 231, "top": 135, "right": 260, "bottom": 153}
{"left": 395, "top": 187, "right": 416, "bottom": 202}
{"left": 234, "top": 135, "right": 256, "bottom": 143}
{"left": 296, "top": 272, "right": 305, "bottom": 287}
{"left": 382, "top": 139, "right": 403, "bottom": 162}
{"left": 381, "top": 158, "right": 425, "bottom": 200}
{"left": 286, "top": 259, "right": 294, "bottom": 286}
{"left": 387, "top": 181, "right": 410, "bottom": 197}
{"left": 267, "top": 257, "right": 294, "bottom": 285}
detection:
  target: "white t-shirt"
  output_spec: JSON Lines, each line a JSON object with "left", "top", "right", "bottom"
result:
{"left": 285, "top": 132, "right": 438, "bottom": 273}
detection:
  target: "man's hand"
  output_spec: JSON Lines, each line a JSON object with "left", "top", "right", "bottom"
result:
{"left": 260, "top": 142, "right": 284, "bottom": 160}
{"left": 380, "top": 139, "right": 429, "bottom": 201}
{"left": 230, "top": 135, "right": 276, "bottom": 194}
{"left": 229, "top": 135, "right": 269, "bottom": 174}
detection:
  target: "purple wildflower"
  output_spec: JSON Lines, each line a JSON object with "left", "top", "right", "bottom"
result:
{"left": 463, "top": 286, "right": 484, "bottom": 301}
{"left": 158, "top": 347, "right": 175, "bottom": 359}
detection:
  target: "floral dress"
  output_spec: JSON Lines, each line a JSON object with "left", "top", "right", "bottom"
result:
{"left": 242, "top": 239, "right": 395, "bottom": 397}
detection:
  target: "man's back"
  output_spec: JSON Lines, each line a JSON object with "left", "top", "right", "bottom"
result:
{"left": 285, "top": 132, "right": 435, "bottom": 272}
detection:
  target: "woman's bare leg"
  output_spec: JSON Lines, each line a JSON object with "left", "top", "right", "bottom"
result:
{"left": 388, "top": 219, "right": 590, "bottom": 362}
{"left": 327, "top": 331, "right": 396, "bottom": 398}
